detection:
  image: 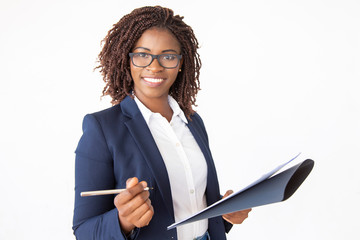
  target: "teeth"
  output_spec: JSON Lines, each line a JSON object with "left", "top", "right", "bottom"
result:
{"left": 143, "top": 77, "right": 164, "bottom": 83}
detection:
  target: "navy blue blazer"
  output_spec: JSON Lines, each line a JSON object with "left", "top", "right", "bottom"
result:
{"left": 73, "top": 96, "right": 231, "bottom": 239}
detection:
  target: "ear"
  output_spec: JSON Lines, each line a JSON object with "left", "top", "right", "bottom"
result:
{"left": 179, "top": 58, "right": 184, "bottom": 70}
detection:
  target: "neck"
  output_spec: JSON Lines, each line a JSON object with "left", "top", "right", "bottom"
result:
{"left": 135, "top": 94, "right": 173, "bottom": 122}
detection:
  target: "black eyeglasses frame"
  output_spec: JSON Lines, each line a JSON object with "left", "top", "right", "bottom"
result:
{"left": 129, "top": 52, "right": 182, "bottom": 69}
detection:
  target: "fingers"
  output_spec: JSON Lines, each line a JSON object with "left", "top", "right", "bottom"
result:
{"left": 116, "top": 187, "right": 150, "bottom": 216}
{"left": 222, "top": 208, "right": 252, "bottom": 224}
{"left": 222, "top": 190, "right": 251, "bottom": 224}
{"left": 115, "top": 179, "right": 148, "bottom": 206}
{"left": 126, "top": 177, "right": 139, "bottom": 188}
{"left": 126, "top": 198, "right": 154, "bottom": 227}
{"left": 114, "top": 177, "right": 154, "bottom": 232}
{"left": 222, "top": 190, "right": 234, "bottom": 199}
{"left": 126, "top": 177, "right": 148, "bottom": 189}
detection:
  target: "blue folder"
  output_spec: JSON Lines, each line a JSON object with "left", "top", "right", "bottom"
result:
{"left": 168, "top": 157, "right": 314, "bottom": 230}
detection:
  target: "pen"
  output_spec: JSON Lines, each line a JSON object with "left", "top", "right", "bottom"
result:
{"left": 80, "top": 187, "right": 153, "bottom": 197}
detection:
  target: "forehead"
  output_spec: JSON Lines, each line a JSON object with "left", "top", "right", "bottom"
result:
{"left": 133, "top": 27, "right": 181, "bottom": 52}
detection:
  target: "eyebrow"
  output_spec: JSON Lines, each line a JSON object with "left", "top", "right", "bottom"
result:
{"left": 162, "top": 49, "right": 178, "bottom": 53}
{"left": 133, "top": 47, "right": 151, "bottom": 51}
{"left": 133, "top": 47, "right": 178, "bottom": 53}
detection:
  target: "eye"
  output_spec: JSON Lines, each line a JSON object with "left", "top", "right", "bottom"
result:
{"left": 162, "top": 54, "right": 177, "bottom": 61}
{"left": 135, "top": 52, "right": 150, "bottom": 58}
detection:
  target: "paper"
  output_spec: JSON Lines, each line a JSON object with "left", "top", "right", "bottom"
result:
{"left": 167, "top": 154, "right": 314, "bottom": 230}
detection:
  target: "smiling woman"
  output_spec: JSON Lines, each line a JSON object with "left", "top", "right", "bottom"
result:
{"left": 130, "top": 27, "right": 183, "bottom": 121}
{"left": 72, "top": 6, "right": 251, "bottom": 240}
{"left": 96, "top": 6, "right": 201, "bottom": 119}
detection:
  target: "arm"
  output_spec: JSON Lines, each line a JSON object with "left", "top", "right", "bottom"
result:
{"left": 73, "top": 114, "right": 154, "bottom": 239}
{"left": 73, "top": 114, "right": 126, "bottom": 239}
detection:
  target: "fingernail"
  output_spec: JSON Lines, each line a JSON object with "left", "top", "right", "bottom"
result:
{"left": 126, "top": 177, "right": 137, "bottom": 187}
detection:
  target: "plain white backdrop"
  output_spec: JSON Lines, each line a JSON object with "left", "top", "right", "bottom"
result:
{"left": 1, "top": 0, "right": 359, "bottom": 239}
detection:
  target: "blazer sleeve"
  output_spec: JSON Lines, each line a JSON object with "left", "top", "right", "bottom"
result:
{"left": 72, "top": 114, "right": 128, "bottom": 240}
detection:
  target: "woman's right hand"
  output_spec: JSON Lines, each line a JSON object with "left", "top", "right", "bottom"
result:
{"left": 114, "top": 177, "right": 154, "bottom": 235}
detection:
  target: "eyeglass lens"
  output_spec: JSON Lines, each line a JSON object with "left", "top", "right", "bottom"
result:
{"left": 131, "top": 53, "right": 180, "bottom": 68}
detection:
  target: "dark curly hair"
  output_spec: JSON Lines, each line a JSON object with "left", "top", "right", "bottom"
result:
{"left": 96, "top": 6, "right": 202, "bottom": 118}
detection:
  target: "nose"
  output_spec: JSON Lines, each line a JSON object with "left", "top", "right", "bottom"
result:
{"left": 146, "top": 58, "right": 164, "bottom": 72}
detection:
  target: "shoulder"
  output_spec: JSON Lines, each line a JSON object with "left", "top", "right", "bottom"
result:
{"left": 190, "top": 111, "right": 204, "bottom": 123}
{"left": 189, "top": 111, "right": 206, "bottom": 129}
{"left": 187, "top": 111, "right": 210, "bottom": 142}
{"left": 91, "top": 104, "right": 123, "bottom": 121}
{"left": 81, "top": 104, "right": 122, "bottom": 130}
{"left": 80, "top": 104, "right": 122, "bottom": 133}
{"left": 77, "top": 101, "right": 136, "bottom": 156}
{"left": 86, "top": 96, "right": 137, "bottom": 126}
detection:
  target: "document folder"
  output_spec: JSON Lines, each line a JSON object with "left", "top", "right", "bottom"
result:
{"left": 168, "top": 156, "right": 314, "bottom": 230}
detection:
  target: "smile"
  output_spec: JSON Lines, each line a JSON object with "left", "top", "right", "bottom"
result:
{"left": 143, "top": 77, "right": 165, "bottom": 84}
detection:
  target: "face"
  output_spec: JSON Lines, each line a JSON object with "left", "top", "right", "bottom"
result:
{"left": 130, "top": 27, "right": 182, "bottom": 104}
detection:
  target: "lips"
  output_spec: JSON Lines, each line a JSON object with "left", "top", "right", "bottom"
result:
{"left": 142, "top": 77, "right": 165, "bottom": 86}
{"left": 143, "top": 77, "right": 165, "bottom": 83}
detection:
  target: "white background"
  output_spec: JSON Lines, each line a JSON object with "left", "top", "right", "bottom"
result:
{"left": 1, "top": 0, "right": 359, "bottom": 239}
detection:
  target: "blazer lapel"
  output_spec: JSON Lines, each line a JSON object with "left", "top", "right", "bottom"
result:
{"left": 120, "top": 96, "right": 175, "bottom": 218}
{"left": 187, "top": 118, "right": 221, "bottom": 206}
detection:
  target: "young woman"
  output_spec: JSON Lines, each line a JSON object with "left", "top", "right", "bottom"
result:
{"left": 72, "top": 6, "right": 251, "bottom": 240}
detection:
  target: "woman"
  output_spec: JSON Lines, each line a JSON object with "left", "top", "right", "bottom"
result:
{"left": 73, "top": 6, "right": 251, "bottom": 240}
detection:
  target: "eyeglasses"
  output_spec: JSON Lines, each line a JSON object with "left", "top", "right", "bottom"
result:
{"left": 129, "top": 52, "right": 182, "bottom": 69}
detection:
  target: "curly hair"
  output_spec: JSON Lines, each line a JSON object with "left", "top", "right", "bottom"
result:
{"left": 96, "top": 6, "right": 201, "bottom": 118}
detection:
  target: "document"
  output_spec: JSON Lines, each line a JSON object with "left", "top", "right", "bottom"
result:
{"left": 167, "top": 154, "right": 314, "bottom": 230}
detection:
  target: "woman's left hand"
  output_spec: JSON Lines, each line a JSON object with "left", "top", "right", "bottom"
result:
{"left": 221, "top": 190, "right": 252, "bottom": 224}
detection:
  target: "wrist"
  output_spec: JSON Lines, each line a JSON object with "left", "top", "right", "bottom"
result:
{"left": 126, "top": 227, "right": 139, "bottom": 240}
{"left": 118, "top": 215, "right": 135, "bottom": 235}
{"left": 120, "top": 222, "right": 135, "bottom": 235}
{"left": 126, "top": 229, "right": 134, "bottom": 237}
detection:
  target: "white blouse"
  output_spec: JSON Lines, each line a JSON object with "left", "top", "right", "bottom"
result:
{"left": 134, "top": 96, "right": 208, "bottom": 240}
